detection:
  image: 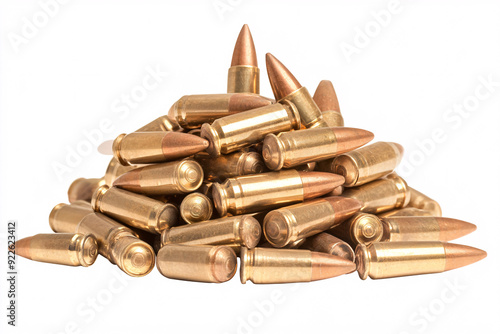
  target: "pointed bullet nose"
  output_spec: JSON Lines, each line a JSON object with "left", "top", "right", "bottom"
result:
{"left": 231, "top": 24, "right": 258, "bottom": 67}
{"left": 393, "top": 142, "right": 404, "bottom": 156}
{"left": 311, "top": 252, "right": 357, "bottom": 281}
{"left": 298, "top": 171, "right": 345, "bottom": 200}
{"left": 161, "top": 132, "right": 210, "bottom": 160}
{"left": 323, "top": 196, "right": 363, "bottom": 224}
{"left": 331, "top": 127, "right": 375, "bottom": 155}
{"left": 437, "top": 218, "right": 477, "bottom": 241}
{"left": 112, "top": 169, "right": 141, "bottom": 192}
{"left": 444, "top": 243, "right": 487, "bottom": 272}
{"left": 14, "top": 237, "right": 32, "bottom": 260}
{"left": 266, "top": 53, "right": 302, "bottom": 100}
{"left": 313, "top": 80, "right": 341, "bottom": 112}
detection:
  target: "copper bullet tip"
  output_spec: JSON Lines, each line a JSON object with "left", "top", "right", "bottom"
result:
{"left": 311, "top": 252, "right": 357, "bottom": 281}
{"left": 444, "top": 243, "right": 487, "bottom": 271}
{"left": 436, "top": 218, "right": 477, "bottom": 241}
{"left": 323, "top": 196, "right": 363, "bottom": 224}
{"left": 331, "top": 127, "right": 375, "bottom": 154}
{"left": 112, "top": 169, "right": 141, "bottom": 192}
{"left": 266, "top": 53, "right": 302, "bottom": 100}
{"left": 393, "top": 142, "right": 404, "bottom": 156}
{"left": 162, "top": 132, "right": 210, "bottom": 160}
{"left": 231, "top": 24, "right": 258, "bottom": 67}
{"left": 14, "top": 237, "right": 32, "bottom": 260}
{"left": 298, "top": 172, "right": 345, "bottom": 200}
{"left": 313, "top": 80, "right": 341, "bottom": 112}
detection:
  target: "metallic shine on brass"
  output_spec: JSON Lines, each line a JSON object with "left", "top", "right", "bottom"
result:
{"left": 302, "top": 233, "right": 355, "bottom": 262}
{"left": 341, "top": 173, "right": 410, "bottom": 214}
{"left": 160, "top": 215, "right": 261, "bottom": 248}
{"left": 194, "top": 151, "right": 266, "bottom": 182}
{"left": 15, "top": 233, "right": 98, "bottom": 267}
{"left": 135, "top": 115, "right": 181, "bottom": 132}
{"left": 49, "top": 202, "right": 94, "bottom": 233}
{"left": 180, "top": 192, "right": 213, "bottom": 224}
{"left": 68, "top": 177, "right": 106, "bottom": 203}
{"left": 92, "top": 185, "right": 179, "bottom": 234}
{"left": 408, "top": 187, "right": 442, "bottom": 216}
{"left": 313, "top": 80, "right": 344, "bottom": 127}
{"left": 104, "top": 157, "right": 139, "bottom": 186}
{"left": 329, "top": 212, "right": 385, "bottom": 248}
{"left": 201, "top": 101, "right": 300, "bottom": 157}
{"left": 157, "top": 244, "right": 237, "bottom": 283}
{"left": 378, "top": 207, "right": 434, "bottom": 217}
{"left": 228, "top": 24, "right": 259, "bottom": 94}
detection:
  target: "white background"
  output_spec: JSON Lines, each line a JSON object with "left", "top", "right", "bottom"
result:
{"left": 1, "top": 1, "right": 499, "bottom": 333}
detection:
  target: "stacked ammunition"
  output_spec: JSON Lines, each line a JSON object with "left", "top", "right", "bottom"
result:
{"left": 15, "top": 25, "right": 486, "bottom": 283}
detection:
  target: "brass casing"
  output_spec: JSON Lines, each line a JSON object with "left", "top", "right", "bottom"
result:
{"left": 212, "top": 170, "right": 304, "bottom": 216}
{"left": 279, "top": 86, "right": 327, "bottom": 128}
{"left": 180, "top": 193, "right": 213, "bottom": 224}
{"left": 319, "top": 142, "right": 403, "bottom": 187}
{"left": 227, "top": 65, "right": 260, "bottom": 94}
{"left": 68, "top": 177, "right": 106, "bottom": 203}
{"left": 169, "top": 93, "right": 271, "bottom": 129}
{"left": 92, "top": 185, "right": 179, "bottom": 234}
{"left": 201, "top": 101, "right": 300, "bottom": 156}
{"left": 408, "top": 187, "right": 442, "bottom": 216}
{"left": 113, "top": 132, "right": 167, "bottom": 166}
{"left": 341, "top": 173, "right": 410, "bottom": 214}
{"left": 160, "top": 215, "right": 261, "bottom": 248}
{"left": 329, "top": 213, "right": 384, "bottom": 248}
{"left": 378, "top": 207, "right": 434, "bottom": 218}
{"left": 157, "top": 244, "right": 237, "bottom": 283}
{"left": 104, "top": 157, "right": 139, "bottom": 186}
{"left": 263, "top": 198, "right": 345, "bottom": 248}
{"left": 49, "top": 202, "right": 94, "bottom": 233}
{"left": 290, "top": 162, "right": 316, "bottom": 172}
{"left": 321, "top": 110, "right": 344, "bottom": 127}
{"left": 240, "top": 247, "right": 314, "bottom": 284}
{"left": 259, "top": 238, "right": 306, "bottom": 250}
{"left": 262, "top": 127, "right": 339, "bottom": 170}
{"left": 302, "top": 233, "right": 355, "bottom": 262}
{"left": 22, "top": 233, "right": 98, "bottom": 267}
{"left": 356, "top": 242, "right": 446, "bottom": 280}
{"left": 381, "top": 217, "right": 440, "bottom": 242}
{"left": 136, "top": 115, "right": 181, "bottom": 132}
{"left": 195, "top": 151, "right": 266, "bottom": 182}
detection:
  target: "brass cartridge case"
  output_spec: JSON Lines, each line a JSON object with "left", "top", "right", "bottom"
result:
{"left": 157, "top": 244, "right": 237, "bottom": 283}
{"left": 104, "top": 157, "right": 139, "bottom": 186}
{"left": 113, "top": 160, "right": 204, "bottom": 196}
{"left": 194, "top": 151, "right": 266, "bottom": 182}
{"left": 68, "top": 177, "right": 106, "bottom": 203}
{"left": 198, "top": 182, "right": 214, "bottom": 198}
{"left": 15, "top": 233, "right": 98, "bottom": 267}
{"left": 228, "top": 66, "right": 260, "bottom": 94}
{"left": 313, "top": 80, "right": 344, "bottom": 127}
{"left": 381, "top": 217, "right": 440, "bottom": 242}
{"left": 279, "top": 86, "right": 327, "bottom": 128}
{"left": 262, "top": 127, "right": 374, "bottom": 170}
{"left": 329, "top": 213, "right": 384, "bottom": 248}
{"left": 378, "top": 207, "right": 434, "bottom": 218}
{"left": 329, "top": 186, "right": 344, "bottom": 196}
{"left": 321, "top": 111, "right": 344, "bottom": 127}
{"left": 341, "top": 173, "right": 410, "bottom": 214}
{"left": 201, "top": 101, "right": 301, "bottom": 157}
{"left": 136, "top": 115, "right": 181, "bottom": 132}
{"left": 318, "top": 142, "right": 404, "bottom": 187}
{"left": 408, "top": 187, "right": 442, "bottom": 216}
{"left": 49, "top": 202, "right": 94, "bottom": 233}
{"left": 302, "top": 233, "right": 355, "bottom": 262}
{"left": 259, "top": 238, "right": 306, "bottom": 249}
{"left": 263, "top": 197, "right": 361, "bottom": 248}
{"left": 290, "top": 162, "right": 316, "bottom": 172}
{"left": 169, "top": 93, "right": 272, "bottom": 129}
{"left": 180, "top": 193, "right": 213, "bottom": 224}
{"left": 160, "top": 215, "right": 261, "bottom": 248}
{"left": 92, "top": 185, "right": 179, "bottom": 234}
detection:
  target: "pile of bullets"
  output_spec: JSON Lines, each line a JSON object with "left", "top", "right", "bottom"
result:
{"left": 15, "top": 25, "right": 486, "bottom": 283}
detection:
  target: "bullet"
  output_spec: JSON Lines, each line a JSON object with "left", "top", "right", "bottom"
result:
{"left": 408, "top": 187, "right": 442, "bottom": 216}
{"left": 378, "top": 207, "right": 434, "bottom": 218}
{"left": 169, "top": 94, "right": 272, "bottom": 130}
{"left": 263, "top": 196, "right": 361, "bottom": 248}
{"left": 290, "top": 162, "right": 316, "bottom": 172}
{"left": 92, "top": 185, "right": 179, "bottom": 234}
{"left": 240, "top": 247, "right": 356, "bottom": 283}
{"left": 302, "top": 233, "right": 355, "bottom": 262}
{"left": 180, "top": 192, "right": 213, "bottom": 224}
{"left": 313, "top": 80, "right": 344, "bottom": 127}
{"left": 135, "top": 115, "right": 181, "bottom": 132}
{"left": 113, "top": 160, "right": 204, "bottom": 196}
{"left": 227, "top": 24, "right": 260, "bottom": 94}
{"left": 194, "top": 151, "right": 266, "bottom": 182}
{"left": 259, "top": 237, "right": 306, "bottom": 249}
{"left": 317, "top": 142, "right": 404, "bottom": 187}
{"left": 329, "top": 213, "right": 385, "bottom": 248}
{"left": 328, "top": 186, "right": 344, "bottom": 196}
{"left": 266, "top": 53, "right": 327, "bottom": 128}
{"left": 262, "top": 127, "right": 374, "bottom": 170}
{"left": 160, "top": 215, "right": 261, "bottom": 248}
{"left": 381, "top": 217, "right": 477, "bottom": 242}
{"left": 68, "top": 177, "right": 106, "bottom": 203}
{"left": 157, "top": 244, "right": 237, "bottom": 283}
{"left": 341, "top": 173, "right": 410, "bottom": 214}
{"left": 104, "top": 157, "right": 139, "bottom": 186}
{"left": 198, "top": 182, "right": 214, "bottom": 198}
{"left": 356, "top": 241, "right": 487, "bottom": 280}
{"left": 201, "top": 102, "right": 301, "bottom": 157}
{"left": 15, "top": 233, "right": 98, "bottom": 267}
{"left": 49, "top": 204, "right": 155, "bottom": 277}
{"left": 113, "top": 131, "right": 209, "bottom": 166}
{"left": 212, "top": 170, "right": 345, "bottom": 216}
